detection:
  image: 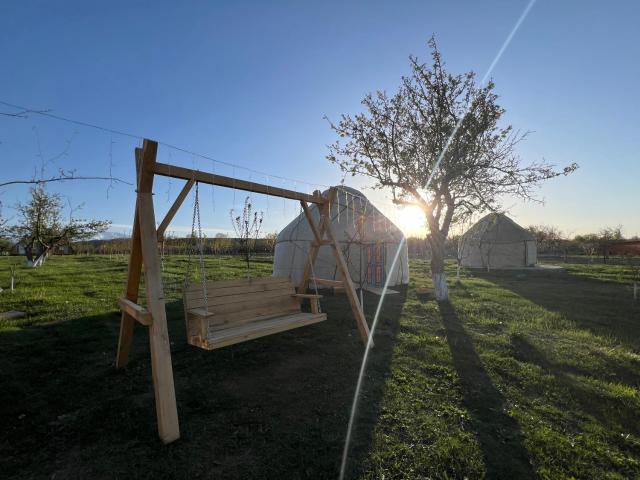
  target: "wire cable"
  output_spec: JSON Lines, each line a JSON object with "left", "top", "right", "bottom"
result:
{"left": 0, "top": 99, "right": 330, "bottom": 190}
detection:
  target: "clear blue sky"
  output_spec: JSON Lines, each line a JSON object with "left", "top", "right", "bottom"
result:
{"left": 1, "top": 0, "right": 638, "bottom": 238}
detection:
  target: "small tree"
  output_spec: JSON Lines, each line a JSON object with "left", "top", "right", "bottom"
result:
{"left": 574, "top": 233, "right": 600, "bottom": 261}
{"left": 263, "top": 231, "right": 279, "bottom": 256}
{"left": 528, "top": 225, "right": 565, "bottom": 255}
{"left": 6, "top": 186, "right": 110, "bottom": 267}
{"left": 327, "top": 38, "right": 577, "bottom": 300}
{"left": 230, "top": 196, "right": 264, "bottom": 276}
{"left": 340, "top": 203, "right": 368, "bottom": 305}
{"left": 0, "top": 237, "right": 12, "bottom": 255}
{"left": 8, "top": 262, "right": 18, "bottom": 292}
{"left": 453, "top": 218, "right": 475, "bottom": 281}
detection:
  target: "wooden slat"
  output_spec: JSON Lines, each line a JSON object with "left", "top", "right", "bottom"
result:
{"left": 195, "top": 313, "right": 327, "bottom": 350}
{"left": 292, "top": 293, "right": 323, "bottom": 299}
{"left": 157, "top": 179, "right": 195, "bottom": 240}
{"left": 187, "top": 289, "right": 297, "bottom": 310}
{"left": 189, "top": 291, "right": 299, "bottom": 315}
{"left": 205, "top": 298, "right": 301, "bottom": 330}
{"left": 310, "top": 278, "right": 343, "bottom": 287}
{"left": 205, "top": 308, "right": 302, "bottom": 333}
{"left": 183, "top": 276, "right": 289, "bottom": 295}
{"left": 118, "top": 297, "right": 152, "bottom": 326}
{"left": 184, "top": 278, "right": 292, "bottom": 302}
{"left": 153, "top": 162, "right": 324, "bottom": 205}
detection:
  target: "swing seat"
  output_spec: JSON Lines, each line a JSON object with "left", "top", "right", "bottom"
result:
{"left": 183, "top": 277, "right": 326, "bottom": 350}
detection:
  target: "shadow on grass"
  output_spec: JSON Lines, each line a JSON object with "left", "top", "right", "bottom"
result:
{"left": 439, "top": 300, "right": 537, "bottom": 480}
{"left": 477, "top": 269, "right": 640, "bottom": 351}
{"left": 511, "top": 333, "right": 640, "bottom": 436}
{"left": 341, "top": 286, "right": 408, "bottom": 479}
{"left": 0, "top": 288, "right": 407, "bottom": 479}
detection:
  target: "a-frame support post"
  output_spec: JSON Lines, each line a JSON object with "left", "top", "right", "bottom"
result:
{"left": 298, "top": 188, "right": 371, "bottom": 344}
{"left": 115, "top": 139, "right": 180, "bottom": 443}
{"left": 115, "top": 147, "right": 144, "bottom": 368}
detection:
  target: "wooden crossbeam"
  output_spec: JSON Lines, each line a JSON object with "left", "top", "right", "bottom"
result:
{"left": 118, "top": 297, "right": 152, "bottom": 326}
{"left": 157, "top": 179, "right": 195, "bottom": 240}
{"left": 153, "top": 162, "right": 324, "bottom": 205}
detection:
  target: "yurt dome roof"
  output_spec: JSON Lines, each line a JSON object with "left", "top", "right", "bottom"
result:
{"left": 276, "top": 185, "right": 404, "bottom": 244}
{"left": 462, "top": 213, "right": 534, "bottom": 245}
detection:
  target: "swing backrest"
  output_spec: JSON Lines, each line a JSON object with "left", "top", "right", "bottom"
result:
{"left": 183, "top": 276, "right": 302, "bottom": 335}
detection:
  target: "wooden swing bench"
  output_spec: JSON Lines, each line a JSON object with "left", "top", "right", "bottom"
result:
{"left": 116, "top": 139, "right": 371, "bottom": 444}
{"left": 184, "top": 276, "right": 326, "bottom": 350}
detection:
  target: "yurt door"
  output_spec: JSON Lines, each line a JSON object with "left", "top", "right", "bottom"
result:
{"left": 525, "top": 240, "right": 536, "bottom": 266}
{"left": 365, "top": 243, "right": 386, "bottom": 287}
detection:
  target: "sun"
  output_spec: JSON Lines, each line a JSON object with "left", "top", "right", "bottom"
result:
{"left": 396, "top": 206, "right": 426, "bottom": 235}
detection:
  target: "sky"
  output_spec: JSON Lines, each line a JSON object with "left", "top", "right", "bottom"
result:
{"left": 1, "top": 0, "right": 638, "bottom": 239}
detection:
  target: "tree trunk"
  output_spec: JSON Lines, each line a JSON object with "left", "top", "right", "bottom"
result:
{"left": 24, "top": 245, "right": 35, "bottom": 265}
{"left": 428, "top": 231, "right": 448, "bottom": 301}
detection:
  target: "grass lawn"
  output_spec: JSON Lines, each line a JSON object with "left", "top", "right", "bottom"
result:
{"left": 1, "top": 255, "right": 639, "bottom": 479}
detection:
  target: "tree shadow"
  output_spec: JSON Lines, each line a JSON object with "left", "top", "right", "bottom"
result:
{"left": 477, "top": 269, "right": 640, "bottom": 351}
{"left": 340, "top": 286, "right": 408, "bottom": 479}
{"left": 438, "top": 300, "right": 537, "bottom": 479}
{"left": 0, "top": 288, "right": 407, "bottom": 479}
{"left": 510, "top": 333, "right": 640, "bottom": 436}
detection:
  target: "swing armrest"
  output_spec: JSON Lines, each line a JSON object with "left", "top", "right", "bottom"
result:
{"left": 291, "top": 293, "right": 323, "bottom": 299}
{"left": 291, "top": 293, "right": 322, "bottom": 314}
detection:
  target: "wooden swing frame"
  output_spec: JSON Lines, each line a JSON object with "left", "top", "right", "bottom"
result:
{"left": 115, "top": 139, "right": 371, "bottom": 443}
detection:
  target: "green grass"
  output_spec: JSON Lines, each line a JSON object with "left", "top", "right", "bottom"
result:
{"left": 0, "top": 255, "right": 639, "bottom": 479}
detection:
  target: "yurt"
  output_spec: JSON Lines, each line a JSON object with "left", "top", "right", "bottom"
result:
{"left": 459, "top": 213, "right": 537, "bottom": 269}
{"left": 273, "top": 186, "right": 409, "bottom": 289}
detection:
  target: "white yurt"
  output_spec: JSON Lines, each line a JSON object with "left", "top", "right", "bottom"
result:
{"left": 273, "top": 186, "right": 409, "bottom": 289}
{"left": 459, "top": 213, "right": 537, "bottom": 269}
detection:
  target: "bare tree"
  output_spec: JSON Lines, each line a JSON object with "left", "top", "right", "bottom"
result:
{"left": 327, "top": 38, "right": 577, "bottom": 300}
{"left": 527, "top": 225, "right": 565, "bottom": 254}
{"left": 230, "top": 196, "right": 264, "bottom": 277}
{"left": 263, "top": 231, "right": 279, "bottom": 256}
{"left": 0, "top": 169, "right": 130, "bottom": 188}
{"left": 6, "top": 186, "right": 110, "bottom": 267}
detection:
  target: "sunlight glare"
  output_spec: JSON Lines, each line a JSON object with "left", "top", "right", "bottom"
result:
{"left": 397, "top": 205, "right": 426, "bottom": 235}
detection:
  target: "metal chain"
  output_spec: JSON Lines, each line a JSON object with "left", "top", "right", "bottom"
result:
{"left": 194, "top": 183, "right": 209, "bottom": 312}
{"left": 184, "top": 182, "right": 209, "bottom": 312}
{"left": 185, "top": 186, "right": 198, "bottom": 286}
{"left": 160, "top": 240, "right": 165, "bottom": 272}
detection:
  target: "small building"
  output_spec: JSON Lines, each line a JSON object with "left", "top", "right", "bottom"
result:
{"left": 459, "top": 213, "right": 537, "bottom": 269}
{"left": 603, "top": 240, "right": 640, "bottom": 259}
{"left": 12, "top": 242, "right": 26, "bottom": 256}
{"left": 273, "top": 186, "right": 409, "bottom": 289}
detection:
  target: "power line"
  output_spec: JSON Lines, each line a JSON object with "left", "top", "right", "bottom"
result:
{"left": 0, "top": 99, "right": 331, "bottom": 190}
